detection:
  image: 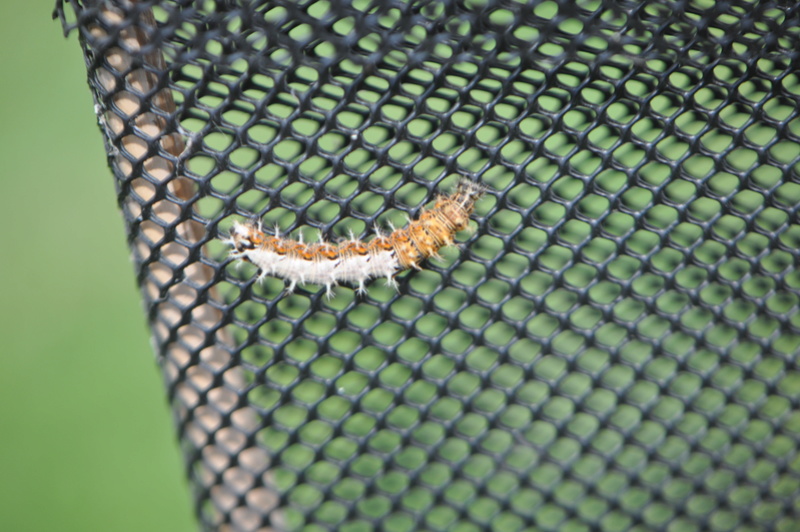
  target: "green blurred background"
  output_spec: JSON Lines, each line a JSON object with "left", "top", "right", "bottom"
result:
{"left": 0, "top": 4, "right": 195, "bottom": 531}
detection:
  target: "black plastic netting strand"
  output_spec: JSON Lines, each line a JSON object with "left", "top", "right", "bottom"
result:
{"left": 56, "top": 1, "right": 800, "bottom": 531}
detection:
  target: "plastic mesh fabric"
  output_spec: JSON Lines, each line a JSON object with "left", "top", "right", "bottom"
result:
{"left": 56, "top": 1, "right": 800, "bottom": 531}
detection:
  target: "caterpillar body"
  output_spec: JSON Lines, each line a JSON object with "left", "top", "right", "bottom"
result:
{"left": 227, "top": 178, "right": 485, "bottom": 296}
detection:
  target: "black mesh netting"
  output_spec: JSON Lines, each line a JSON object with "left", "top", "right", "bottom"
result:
{"left": 56, "top": 1, "right": 800, "bottom": 531}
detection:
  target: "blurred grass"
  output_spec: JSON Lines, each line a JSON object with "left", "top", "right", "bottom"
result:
{"left": 0, "top": 3, "right": 195, "bottom": 531}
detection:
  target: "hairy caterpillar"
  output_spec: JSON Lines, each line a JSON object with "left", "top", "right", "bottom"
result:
{"left": 226, "top": 178, "right": 485, "bottom": 296}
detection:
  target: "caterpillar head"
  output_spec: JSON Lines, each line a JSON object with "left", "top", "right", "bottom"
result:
{"left": 433, "top": 178, "right": 486, "bottom": 231}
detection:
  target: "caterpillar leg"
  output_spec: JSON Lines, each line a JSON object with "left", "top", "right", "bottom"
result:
{"left": 356, "top": 280, "right": 368, "bottom": 295}
{"left": 324, "top": 283, "right": 336, "bottom": 299}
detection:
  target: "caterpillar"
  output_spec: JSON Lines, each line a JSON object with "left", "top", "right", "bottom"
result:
{"left": 226, "top": 178, "right": 486, "bottom": 296}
